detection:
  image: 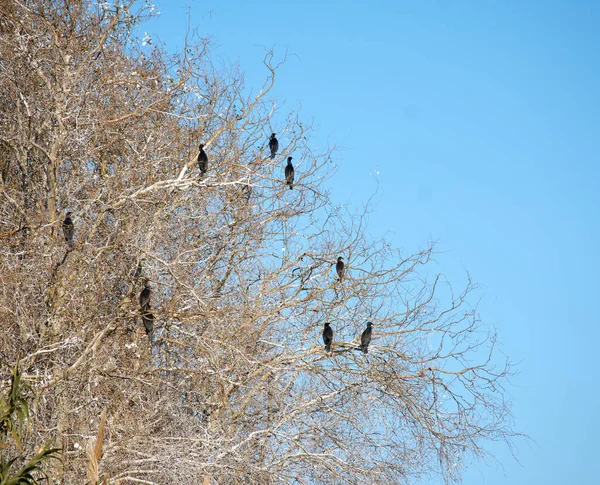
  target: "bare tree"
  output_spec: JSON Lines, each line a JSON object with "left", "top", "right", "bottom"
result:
{"left": 0, "top": 1, "right": 517, "bottom": 483}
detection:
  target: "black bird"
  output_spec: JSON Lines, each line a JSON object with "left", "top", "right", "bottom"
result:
{"left": 241, "top": 183, "right": 252, "bottom": 202}
{"left": 197, "top": 143, "right": 208, "bottom": 177}
{"left": 336, "top": 256, "right": 345, "bottom": 282}
{"left": 285, "top": 156, "right": 294, "bottom": 190}
{"left": 62, "top": 211, "right": 74, "bottom": 249}
{"left": 141, "top": 304, "right": 155, "bottom": 339}
{"left": 139, "top": 278, "right": 151, "bottom": 311}
{"left": 360, "top": 322, "right": 373, "bottom": 354}
{"left": 322, "top": 322, "right": 333, "bottom": 353}
{"left": 268, "top": 133, "right": 278, "bottom": 159}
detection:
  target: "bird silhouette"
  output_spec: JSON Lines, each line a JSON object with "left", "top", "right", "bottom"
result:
{"left": 360, "top": 322, "right": 373, "bottom": 354}
{"left": 241, "top": 183, "right": 252, "bottom": 202}
{"left": 285, "top": 157, "right": 294, "bottom": 190}
{"left": 197, "top": 144, "right": 208, "bottom": 177}
{"left": 336, "top": 257, "right": 345, "bottom": 282}
{"left": 322, "top": 322, "right": 333, "bottom": 353}
{"left": 142, "top": 304, "right": 155, "bottom": 339}
{"left": 62, "top": 211, "right": 74, "bottom": 249}
{"left": 269, "top": 133, "right": 279, "bottom": 159}
{"left": 139, "top": 278, "right": 151, "bottom": 311}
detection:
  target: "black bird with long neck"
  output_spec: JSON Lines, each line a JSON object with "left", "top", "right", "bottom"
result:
{"left": 322, "top": 322, "right": 333, "bottom": 353}
{"left": 142, "top": 304, "right": 155, "bottom": 340}
{"left": 197, "top": 143, "right": 208, "bottom": 177}
{"left": 62, "top": 211, "right": 74, "bottom": 249}
{"left": 241, "top": 183, "right": 252, "bottom": 202}
{"left": 360, "top": 322, "right": 373, "bottom": 354}
{"left": 139, "top": 278, "right": 151, "bottom": 311}
{"left": 268, "top": 133, "right": 278, "bottom": 159}
{"left": 285, "top": 156, "right": 294, "bottom": 190}
{"left": 336, "top": 256, "right": 345, "bottom": 283}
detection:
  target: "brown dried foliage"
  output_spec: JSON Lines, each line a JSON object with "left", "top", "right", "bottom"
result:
{"left": 0, "top": 1, "right": 517, "bottom": 483}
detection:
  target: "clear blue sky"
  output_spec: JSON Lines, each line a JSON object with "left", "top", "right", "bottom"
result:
{"left": 146, "top": 1, "right": 600, "bottom": 483}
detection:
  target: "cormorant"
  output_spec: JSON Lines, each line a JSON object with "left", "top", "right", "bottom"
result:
{"left": 197, "top": 144, "right": 208, "bottom": 177}
{"left": 360, "top": 322, "right": 373, "bottom": 354}
{"left": 322, "top": 322, "right": 333, "bottom": 353}
{"left": 336, "top": 256, "right": 345, "bottom": 282}
{"left": 62, "top": 211, "right": 74, "bottom": 249}
{"left": 142, "top": 304, "right": 154, "bottom": 338}
{"left": 285, "top": 157, "right": 294, "bottom": 190}
{"left": 268, "top": 133, "right": 278, "bottom": 159}
{"left": 241, "top": 183, "right": 252, "bottom": 202}
{"left": 139, "top": 278, "right": 151, "bottom": 311}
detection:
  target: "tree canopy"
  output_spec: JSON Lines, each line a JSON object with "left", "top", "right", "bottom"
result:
{"left": 0, "top": 1, "right": 516, "bottom": 483}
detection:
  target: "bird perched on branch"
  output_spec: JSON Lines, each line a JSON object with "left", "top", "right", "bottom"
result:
{"left": 285, "top": 157, "right": 294, "bottom": 190}
{"left": 360, "top": 322, "right": 373, "bottom": 354}
{"left": 62, "top": 211, "right": 74, "bottom": 249}
{"left": 142, "top": 304, "right": 155, "bottom": 339}
{"left": 268, "top": 133, "right": 278, "bottom": 159}
{"left": 336, "top": 256, "right": 345, "bottom": 282}
{"left": 241, "top": 183, "right": 252, "bottom": 202}
{"left": 197, "top": 143, "right": 208, "bottom": 177}
{"left": 322, "top": 322, "right": 333, "bottom": 353}
{"left": 139, "top": 278, "right": 151, "bottom": 311}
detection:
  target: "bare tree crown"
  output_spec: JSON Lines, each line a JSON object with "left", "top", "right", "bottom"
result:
{"left": 0, "top": 1, "right": 516, "bottom": 483}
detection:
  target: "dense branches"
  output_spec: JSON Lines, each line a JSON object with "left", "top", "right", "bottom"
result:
{"left": 0, "top": 1, "right": 515, "bottom": 483}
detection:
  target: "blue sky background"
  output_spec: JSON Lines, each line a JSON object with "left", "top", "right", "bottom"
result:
{"left": 146, "top": 1, "right": 600, "bottom": 483}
